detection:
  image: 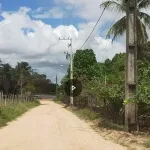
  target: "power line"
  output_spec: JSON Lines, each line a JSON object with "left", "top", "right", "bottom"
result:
{"left": 67, "top": 0, "right": 77, "bottom": 25}
{"left": 79, "top": 2, "right": 110, "bottom": 49}
{"left": 62, "top": 11, "right": 65, "bottom": 25}
{"left": 100, "top": 5, "right": 116, "bottom": 37}
{"left": 102, "top": 13, "right": 122, "bottom": 51}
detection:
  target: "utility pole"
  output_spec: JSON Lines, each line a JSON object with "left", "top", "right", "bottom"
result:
{"left": 56, "top": 74, "right": 58, "bottom": 99}
{"left": 20, "top": 63, "right": 23, "bottom": 96}
{"left": 69, "top": 38, "right": 73, "bottom": 106}
{"left": 104, "top": 73, "right": 107, "bottom": 87}
{"left": 59, "top": 37, "right": 73, "bottom": 106}
{"left": 125, "top": 0, "right": 138, "bottom": 132}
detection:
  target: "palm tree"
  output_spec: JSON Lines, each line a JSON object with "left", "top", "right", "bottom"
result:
{"left": 100, "top": 0, "right": 150, "bottom": 45}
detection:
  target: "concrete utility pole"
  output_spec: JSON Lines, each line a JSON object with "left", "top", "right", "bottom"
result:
{"left": 59, "top": 38, "right": 74, "bottom": 106}
{"left": 20, "top": 63, "right": 23, "bottom": 96}
{"left": 56, "top": 74, "right": 58, "bottom": 98}
{"left": 125, "top": 0, "right": 138, "bottom": 132}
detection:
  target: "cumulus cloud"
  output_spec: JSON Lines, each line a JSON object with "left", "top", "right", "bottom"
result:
{"left": 0, "top": 7, "right": 126, "bottom": 83}
{"left": 54, "top": 0, "right": 125, "bottom": 22}
{"left": 32, "top": 7, "right": 64, "bottom": 19}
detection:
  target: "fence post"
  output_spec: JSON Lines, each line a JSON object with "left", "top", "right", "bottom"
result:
{"left": 4, "top": 95, "right": 7, "bottom": 106}
{"left": 0, "top": 92, "right": 2, "bottom": 106}
{"left": 1, "top": 92, "right": 3, "bottom": 106}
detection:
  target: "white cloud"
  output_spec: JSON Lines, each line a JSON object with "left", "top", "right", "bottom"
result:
{"left": 19, "top": 7, "right": 31, "bottom": 14}
{"left": 32, "top": 7, "right": 64, "bottom": 19}
{"left": 0, "top": 7, "right": 126, "bottom": 83}
{"left": 55, "top": 0, "right": 125, "bottom": 22}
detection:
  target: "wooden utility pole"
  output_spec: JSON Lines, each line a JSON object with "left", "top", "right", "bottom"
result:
{"left": 125, "top": 0, "right": 138, "bottom": 132}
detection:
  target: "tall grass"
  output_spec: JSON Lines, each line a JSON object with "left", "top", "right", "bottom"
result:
{"left": 143, "top": 138, "right": 150, "bottom": 148}
{"left": 0, "top": 100, "right": 40, "bottom": 127}
{"left": 73, "top": 107, "right": 100, "bottom": 120}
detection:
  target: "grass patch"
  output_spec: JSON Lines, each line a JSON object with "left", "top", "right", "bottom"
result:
{"left": 71, "top": 107, "right": 124, "bottom": 130}
{"left": 72, "top": 107, "right": 100, "bottom": 120}
{"left": 98, "top": 119, "right": 125, "bottom": 131}
{"left": 0, "top": 100, "right": 40, "bottom": 127}
{"left": 54, "top": 99, "right": 63, "bottom": 104}
{"left": 143, "top": 138, "right": 150, "bottom": 148}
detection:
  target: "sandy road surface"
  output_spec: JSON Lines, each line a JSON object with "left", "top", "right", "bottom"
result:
{"left": 0, "top": 100, "right": 127, "bottom": 150}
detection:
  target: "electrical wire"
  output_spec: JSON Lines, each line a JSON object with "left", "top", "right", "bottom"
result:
{"left": 99, "top": 5, "right": 116, "bottom": 37}
{"left": 79, "top": 2, "right": 110, "bottom": 49}
{"left": 67, "top": 0, "right": 77, "bottom": 25}
{"left": 62, "top": 12, "right": 65, "bottom": 25}
{"left": 103, "top": 12, "right": 123, "bottom": 52}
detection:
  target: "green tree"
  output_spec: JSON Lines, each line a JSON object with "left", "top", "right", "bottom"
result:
{"left": 100, "top": 0, "right": 150, "bottom": 44}
{"left": 73, "top": 49, "right": 97, "bottom": 80}
{"left": 138, "top": 41, "right": 150, "bottom": 60}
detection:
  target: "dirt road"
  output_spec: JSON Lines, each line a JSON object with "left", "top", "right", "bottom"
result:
{"left": 0, "top": 100, "right": 127, "bottom": 150}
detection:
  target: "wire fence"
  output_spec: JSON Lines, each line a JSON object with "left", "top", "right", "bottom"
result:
{"left": 0, "top": 92, "right": 34, "bottom": 106}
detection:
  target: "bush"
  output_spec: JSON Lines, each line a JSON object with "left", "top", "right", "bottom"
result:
{"left": 74, "top": 107, "right": 100, "bottom": 120}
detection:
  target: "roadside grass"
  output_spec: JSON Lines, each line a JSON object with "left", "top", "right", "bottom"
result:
{"left": 54, "top": 99, "right": 63, "bottom": 105}
{"left": 69, "top": 107, "right": 146, "bottom": 149}
{"left": 98, "top": 119, "right": 125, "bottom": 131}
{"left": 143, "top": 138, "right": 150, "bottom": 148}
{"left": 0, "top": 100, "right": 40, "bottom": 127}
{"left": 58, "top": 103, "right": 150, "bottom": 149}
{"left": 67, "top": 106, "right": 124, "bottom": 130}
{"left": 72, "top": 107, "right": 100, "bottom": 120}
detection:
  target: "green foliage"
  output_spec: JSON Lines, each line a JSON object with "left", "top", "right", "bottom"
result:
{"left": 0, "top": 59, "right": 56, "bottom": 94}
{"left": 61, "top": 41, "right": 150, "bottom": 106}
{"left": 143, "top": 138, "right": 150, "bottom": 148}
{"left": 83, "top": 53, "right": 125, "bottom": 103}
{"left": 100, "top": 0, "right": 150, "bottom": 44}
{"left": 74, "top": 107, "right": 100, "bottom": 120}
{"left": 0, "top": 101, "right": 40, "bottom": 127}
{"left": 73, "top": 49, "right": 97, "bottom": 80}
{"left": 137, "top": 60, "right": 150, "bottom": 104}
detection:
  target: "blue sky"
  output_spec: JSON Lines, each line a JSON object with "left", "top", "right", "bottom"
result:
{"left": 1, "top": 0, "right": 55, "bottom": 11}
{"left": 1, "top": 0, "right": 149, "bottom": 83}
{"left": 0, "top": 0, "right": 128, "bottom": 83}
{"left": 0, "top": 0, "right": 84, "bottom": 28}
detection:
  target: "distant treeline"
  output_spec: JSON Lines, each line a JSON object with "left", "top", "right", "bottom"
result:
{"left": 0, "top": 61, "right": 56, "bottom": 95}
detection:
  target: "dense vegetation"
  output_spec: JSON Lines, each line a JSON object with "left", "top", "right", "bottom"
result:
{"left": 0, "top": 60, "right": 56, "bottom": 95}
{"left": 59, "top": 41, "right": 150, "bottom": 131}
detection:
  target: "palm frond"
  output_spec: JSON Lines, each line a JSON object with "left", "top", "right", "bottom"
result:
{"left": 100, "top": 0, "right": 126, "bottom": 12}
{"left": 139, "top": 12, "right": 150, "bottom": 29}
{"left": 106, "top": 16, "right": 126, "bottom": 42}
{"left": 138, "top": 0, "right": 150, "bottom": 9}
{"left": 137, "top": 17, "right": 148, "bottom": 45}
